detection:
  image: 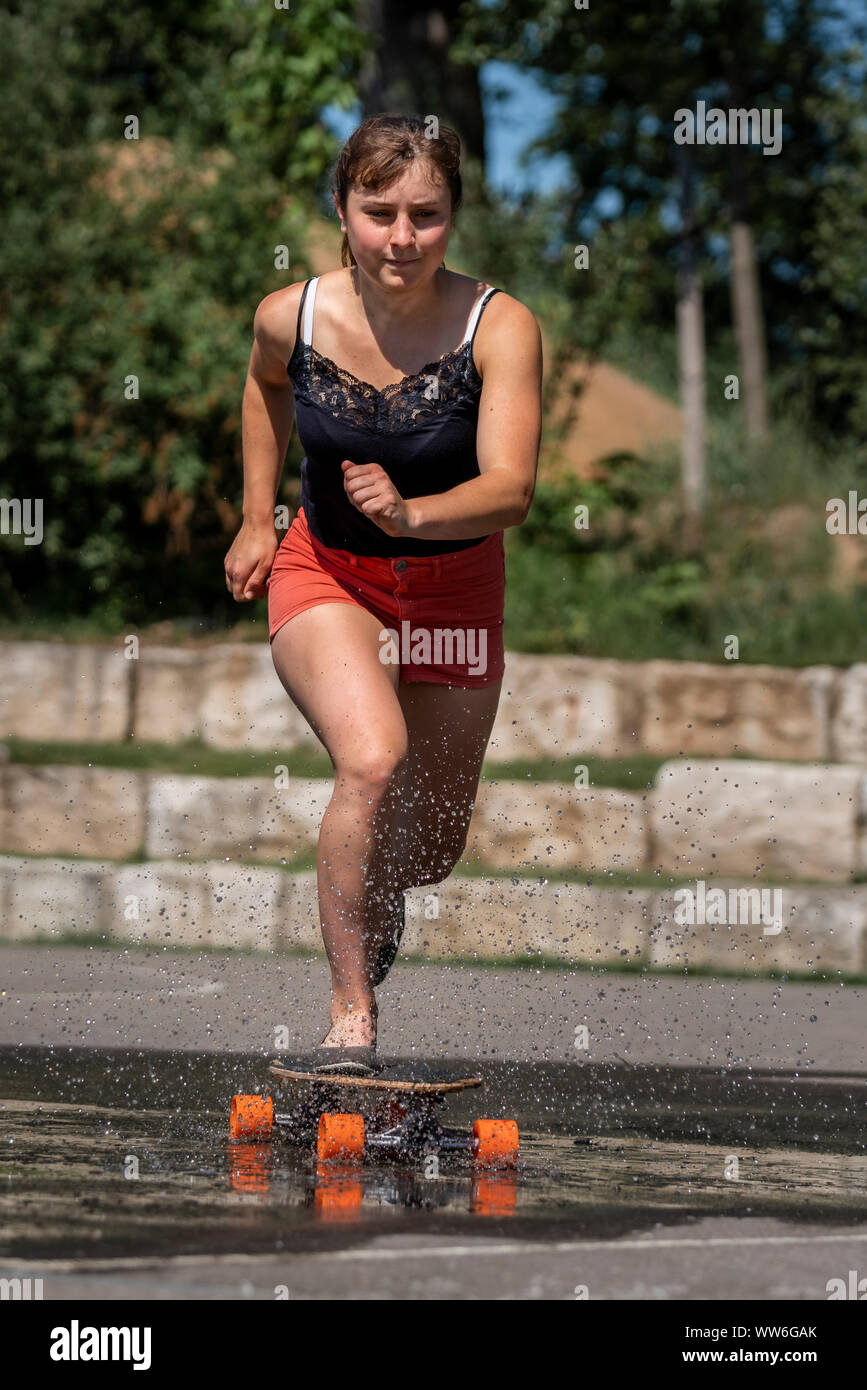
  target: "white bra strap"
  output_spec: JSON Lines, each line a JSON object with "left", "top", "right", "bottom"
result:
{"left": 461, "top": 285, "right": 494, "bottom": 345}
{"left": 301, "top": 276, "right": 319, "bottom": 346}
{"left": 304, "top": 276, "right": 490, "bottom": 350}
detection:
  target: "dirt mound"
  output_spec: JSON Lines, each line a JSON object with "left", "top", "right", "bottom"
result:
{"left": 543, "top": 358, "right": 682, "bottom": 481}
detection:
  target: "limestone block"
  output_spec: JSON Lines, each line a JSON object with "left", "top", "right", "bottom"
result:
{"left": 833, "top": 664, "right": 867, "bottom": 763}
{"left": 652, "top": 759, "right": 860, "bottom": 881}
{"left": 0, "top": 856, "right": 104, "bottom": 940}
{"left": 145, "top": 774, "right": 329, "bottom": 860}
{"left": 649, "top": 880, "right": 867, "bottom": 975}
{"left": 199, "top": 645, "right": 317, "bottom": 751}
{"left": 2, "top": 765, "right": 145, "bottom": 859}
{"left": 490, "top": 652, "right": 640, "bottom": 760}
{"left": 134, "top": 647, "right": 207, "bottom": 744}
{"left": 402, "top": 875, "right": 651, "bottom": 965}
{"left": 108, "top": 860, "right": 280, "bottom": 949}
{"left": 466, "top": 778, "right": 648, "bottom": 872}
{"left": 0, "top": 641, "right": 128, "bottom": 741}
{"left": 640, "top": 661, "right": 834, "bottom": 761}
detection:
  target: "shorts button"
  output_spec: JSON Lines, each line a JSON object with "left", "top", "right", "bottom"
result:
{"left": 394, "top": 559, "right": 407, "bottom": 571}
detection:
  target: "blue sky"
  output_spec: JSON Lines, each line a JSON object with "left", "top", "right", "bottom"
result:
{"left": 477, "top": 61, "right": 572, "bottom": 195}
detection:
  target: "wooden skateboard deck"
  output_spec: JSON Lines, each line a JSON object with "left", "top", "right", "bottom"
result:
{"left": 268, "top": 1059, "right": 482, "bottom": 1097}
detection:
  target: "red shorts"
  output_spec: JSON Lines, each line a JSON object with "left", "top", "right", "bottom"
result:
{"left": 267, "top": 507, "right": 505, "bottom": 688}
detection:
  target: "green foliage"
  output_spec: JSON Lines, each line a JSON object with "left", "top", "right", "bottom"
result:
{"left": 456, "top": 0, "right": 867, "bottom": 441}
{"left": 799, "top": 78, "right": 867, "bottom": 458}
{"left": 1, "top": 0, "right": 864, "bottom": 663}
{"left": 0, "top": 0, "right": 366, "bottom": 625}
{"left": 504, "top": 428, "right": 867, "bottom": 664}
{"left": 219, "top": 0, "right": 366, "bottom": 184}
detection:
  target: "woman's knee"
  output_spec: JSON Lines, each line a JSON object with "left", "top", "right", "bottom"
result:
{"left": 333, "top": 741, "right": 409, "bottom": 799}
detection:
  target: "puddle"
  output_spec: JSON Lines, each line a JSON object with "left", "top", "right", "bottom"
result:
{"left": 1, "top": 1047, "right": 864, "bottom": 1262}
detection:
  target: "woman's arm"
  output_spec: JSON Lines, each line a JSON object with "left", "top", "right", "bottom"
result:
{"left": 405, "top": 295, "right": 542, "bottom": 538}
{"left": 224, "top": 287, "right": 300, "bottom": 601}
{"left": 241, "top": 292, "right": 298, "bottom": 524}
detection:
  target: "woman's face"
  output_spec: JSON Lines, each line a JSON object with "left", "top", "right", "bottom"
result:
{"left": 336, "top": 161, "right": 452, "bottom": 286}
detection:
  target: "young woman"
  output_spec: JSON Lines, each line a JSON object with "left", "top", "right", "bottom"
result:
{"left": 224, "top": 115, "right": 542, "bottom": 1071}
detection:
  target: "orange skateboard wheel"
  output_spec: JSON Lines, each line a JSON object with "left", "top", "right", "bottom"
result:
{"left": 317, "top": 1112, "right": 365, "bottom": 1162}
{"left": 230, "top": 1093, "right": 274, "bottom": 1141}
{"left": 472, "top": 1118, "right": 519, "bottom": 1169}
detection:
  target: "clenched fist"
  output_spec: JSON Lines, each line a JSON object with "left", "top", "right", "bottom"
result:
{"left": 224, "top": 520, "right": 278, "bottom": 601}
{"left": 341, "top": 459, "right": 414, "bottom": 538}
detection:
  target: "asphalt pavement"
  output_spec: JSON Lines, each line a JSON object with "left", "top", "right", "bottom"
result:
{"left": 0, "top": 945, "right": 864, "bottom": 1301}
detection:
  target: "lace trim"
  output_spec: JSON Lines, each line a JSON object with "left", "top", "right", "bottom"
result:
{"left": 288, "top": 340, "right": 484, "bottom": 433}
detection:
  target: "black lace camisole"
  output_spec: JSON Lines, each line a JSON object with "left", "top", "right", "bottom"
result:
{"left": 286, "top": 276, "right": 501, "bottom": 556}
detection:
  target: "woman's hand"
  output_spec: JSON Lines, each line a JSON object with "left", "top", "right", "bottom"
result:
{"left": 341, "top": 459, "right": 414, "bottom": 537}
{"left": 224, "top": 519, "right": 279, "bottom": 601}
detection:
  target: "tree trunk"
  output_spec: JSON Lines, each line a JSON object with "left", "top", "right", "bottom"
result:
{"left": 724, "top": 38, "right": 770, "bottom": 443}
{"left": 355, "top": 0, "right": 486, "bottom": 166}
{"left": 729, "top": 207, "right": 770, "bottom": 443}
{"left": 676, "top": 146, "right": 706, "bottom": 532}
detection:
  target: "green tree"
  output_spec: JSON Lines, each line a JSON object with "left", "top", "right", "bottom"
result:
{"left": 456, "top": 0, "right": 866, "bottom": 444}
{"left": 799, "top": 75, "right": 867, "bottom": 465}
{"left": 0, "top": 0, "right": 366, "bottom": 627}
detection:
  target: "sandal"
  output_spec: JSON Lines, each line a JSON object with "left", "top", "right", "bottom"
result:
{"left": 308, "top": 1045, "right": 380, "bottom": 1076}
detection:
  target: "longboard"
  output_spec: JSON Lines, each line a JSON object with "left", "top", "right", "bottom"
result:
{"left": 229, "top": 1057, "right": 518, "bottom": 1168}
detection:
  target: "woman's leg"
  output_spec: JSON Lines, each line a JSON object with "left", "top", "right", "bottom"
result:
{"left": 369, "top": 678, "right": 503, "bottom": 904}
{"left": 270, "top": 602, "right": 409, "bottom": 1046}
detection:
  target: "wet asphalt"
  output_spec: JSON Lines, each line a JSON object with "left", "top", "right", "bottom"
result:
{"left": 0, "top": 945, "right": 864, "bottom": 1300}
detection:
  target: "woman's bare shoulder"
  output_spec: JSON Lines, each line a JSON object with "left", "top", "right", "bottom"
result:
{"left": 252, "top": 280, "right": 310, "bottom": 367}
{"left": 447, "top": 270, "right": 537, "bottom": 334}
{"left": 482, "top": 285, "right": 536, "bottom": 324}
{"left": 472, "top": 286, "right": 542, "bottom": 380}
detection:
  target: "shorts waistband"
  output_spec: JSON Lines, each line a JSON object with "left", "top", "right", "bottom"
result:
{"left": 300, "top": 508, "right": 497, "bottom": 578}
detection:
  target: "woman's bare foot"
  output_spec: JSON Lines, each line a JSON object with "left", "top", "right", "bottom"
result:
{"left": 320, "top": 998, "right": 377, "bottom": 1048}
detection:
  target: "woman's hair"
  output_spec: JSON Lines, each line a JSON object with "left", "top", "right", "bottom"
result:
{"left": 331, "top": 114, "right": 463, "bottom": 268}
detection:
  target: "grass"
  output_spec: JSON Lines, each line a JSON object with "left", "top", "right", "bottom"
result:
{"left": 5, "top": 411, "right": 867, "bottom": 667}
{"left": 506, "top": 407, "right": 867, "bottom": 664}
{"left": 2, "top": 243, "right": 865, "bottom": 666}
{"left": 0, "top": 615, "right": 270, "bottom": 644}
{"left": 2, "top": 739, "right": 809, "bottom": 788}
{"left": 3, "top": 737, "right": 336, "bottom": 780}
{"left": 0, "top": 844, "right": 855, "bottom": 890}
{"left": 451, "top": 861, "right": 853, "bottom": 890}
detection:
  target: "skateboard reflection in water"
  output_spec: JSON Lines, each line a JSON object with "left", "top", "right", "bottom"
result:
{"left": 223, "top": 116, "right": 541, "bottom": 1058}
